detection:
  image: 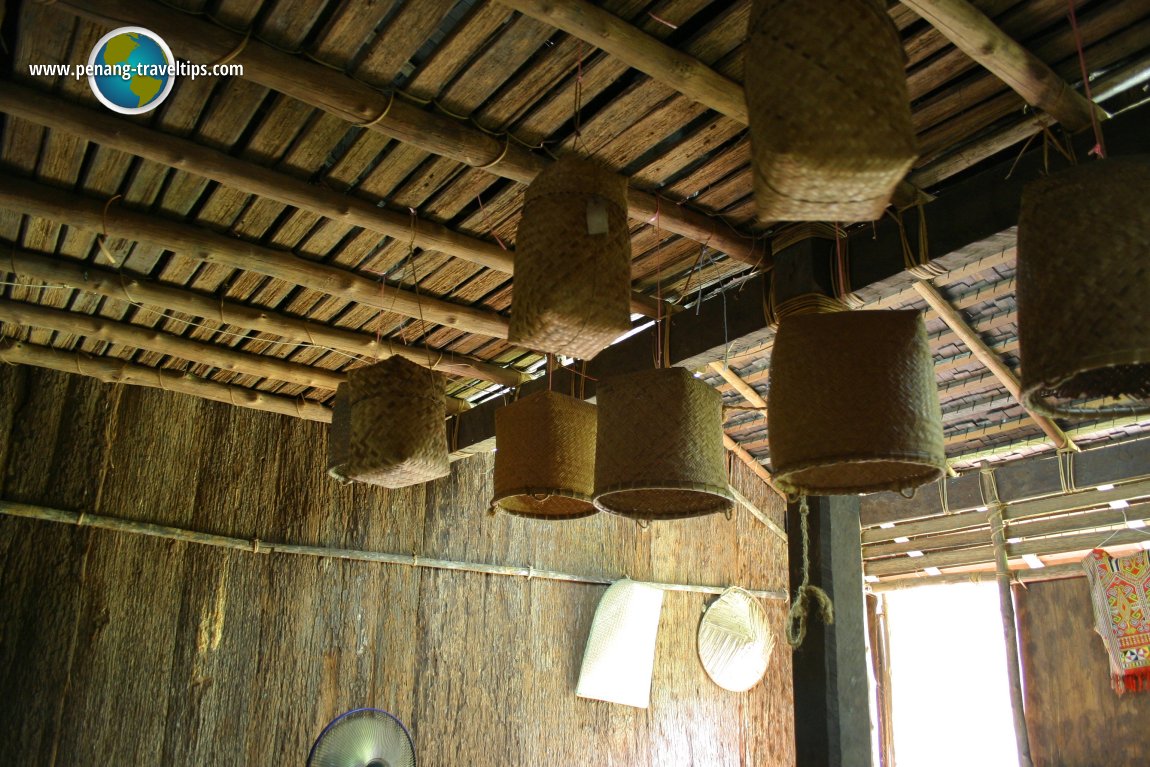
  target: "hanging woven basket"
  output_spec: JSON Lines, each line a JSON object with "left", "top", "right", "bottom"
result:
{"left": 594, "top": 367, "right": 733, "bottom": 520}
{"left": 339, "top": 356, "right": 450, "bottom": 489}
{"left": 1018, "top": 157, "right": 1150, "bottom": 418}
{"left": 510, "top": 155, "right": 633, "bottom": 360}
{"left": 327, "top": 382, "right": 352, "bottom": 481}
{"left": 768, "top": 310, "right": 945, "bottom": 496}
{"left": 745, "top": 0, "right": 916, "bottom": 223}
{"left": 492, "top": 390, "right": 598, "bottom": 520}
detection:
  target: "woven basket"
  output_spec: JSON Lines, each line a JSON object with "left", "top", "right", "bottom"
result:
{"left": 492, "top": 390, "right": 598, "bottom": 520}
{"left": 768, "top": 310, "right": 945, "bottom": 495}
{"left": 698, "top": 587, "right": 774, "bottom": 693}
{"left": 745, "top": 0, "right": 916, "bottom": 222}
{"left": 511, "top": 155, "right": 633, "bottom": 360}
{"left": 1018, "top": 157, "right": 1150, "bottom": 418}
{"left": 342, "top": 356, "right": 450, "bottom": 489}
{"left": 327, "top": 382, "right": 352, "bottom": 481}
{"left": 594, "top": 367, "right": 733, "bottom": 520}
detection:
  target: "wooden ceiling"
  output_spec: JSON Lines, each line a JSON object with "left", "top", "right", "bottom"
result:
{"left": 1, "top": 0, "right": 1148, "bottom": 478}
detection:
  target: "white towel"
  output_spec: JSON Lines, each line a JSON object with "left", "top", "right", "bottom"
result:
{"left": 576, "top": 579, "right": 665, "bottom": 708}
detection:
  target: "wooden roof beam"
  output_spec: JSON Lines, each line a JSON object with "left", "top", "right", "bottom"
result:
{"left": 42, "top": 0, "right": 764, "bottom": 266}
{"left": 913, "top": 280, "right": 1076, "bottom": 451}
{"left": 499, "top": 0, "right": 927, "bottom": 208}
{"left": 0, "top": 338, "right": 333, "bottom": 422}
{"left": 0, "top": 81, "right": 663, "bottom": 319}
{"left": 900, "top": 0, "right": 1104, "bottom": 132}
{"left": 0, "top": 174, "right": 511, "bottom": 339}
{"left": 3, "top": 248, "right": 525, "bottom": 387}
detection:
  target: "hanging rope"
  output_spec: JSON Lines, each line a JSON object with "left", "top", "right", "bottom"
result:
{"left": 1066, "top": 0, "right": 1107, "bottom": 159}
{"left": 786, "top": 496, "right": 835, "bottom": 647}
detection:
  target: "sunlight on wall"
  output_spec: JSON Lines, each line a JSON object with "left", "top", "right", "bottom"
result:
{"left": 884, "top": 582, "right": 1020, "bottom": 767}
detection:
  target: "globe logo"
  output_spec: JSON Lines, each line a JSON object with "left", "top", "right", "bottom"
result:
{"left": 87, "top": 26, "right": 176, "bottom": 115}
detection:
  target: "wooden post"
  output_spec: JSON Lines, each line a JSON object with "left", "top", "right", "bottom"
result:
{"left": 788, "top": 495, "right": 872, "bottom": 767}
{"left": 989, "top": 505, "right": 1035, "bottom": 767}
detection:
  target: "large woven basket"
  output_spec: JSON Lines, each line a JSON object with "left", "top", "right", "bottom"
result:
{"left": 342, "top": 356, "right": 450, "bottom": 489}
{"left": 594, "top": 367, "right": 733, "bottom": 520}
{"left": 492, "top": 390, "right": 598, "bottom": 520}
{"left": 768, "top": 310, "right": 945, "bottom": 495}
{"left": 511, "top": 155, "right": 633, "bottom": 360}
{"left": 1018, "top": 157, "right": 1150, "bottom": 418}
{"left": 745, "top": 0, "right": 916, "bottom": 223}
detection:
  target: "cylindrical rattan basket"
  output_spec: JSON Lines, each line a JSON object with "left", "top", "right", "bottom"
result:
{"left": 768, "top": 310, "right": 945, "bottom": 496}
{"left": 492, "top": 390, "right": 598, "bottom": 520}
{"left": 510, "top": 155, "right": 633, "bottom": 360}
{"left": 594, "top": 367, "right": 733, "bottom": 520}
{"left": 1018, "top": 157, "right": 1150, "bottom": 418}
{"left": 342, "top": 356, "right": 450, "bottom": 489}
{"left": 745, "top": 0, "right": 917, "bottom": 223}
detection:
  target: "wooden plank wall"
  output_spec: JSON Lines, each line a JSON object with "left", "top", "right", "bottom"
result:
{"left": 0, "top": 364, "right": 793, "bottom": 766}
{"left": 1016, "top": 577, "right": 1150, "bottom": 766}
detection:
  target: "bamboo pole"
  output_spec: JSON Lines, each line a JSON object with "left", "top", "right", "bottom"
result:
{"left": 0, "top": 338, "right": 333, "bottom": 422}
{"left": 40, "top": 0, "right": 764, "bottom": 266}
{"left": 728, "top": 484, "right": 787, "bottom": 543}
{"left": 723, "top": 432, "right": 782, "bottom": 496}
{"left": 0, "top": 173, "right": 510, "bottom": 339}
{"left": 0, "top": 499, "right": 788, "bottom": 601}
{"left": 900, "top": 0, "right": 1102, "bottom": 132}
{"left": 0, "top": 299, "right": 477, "bottom": 414}
{"left": 4, "top": 248, "right": 525, "bottom": 387}
{"left": 709, "top": 361, "right": 768, "bottom": 409}
{"left": 869, "top": 561, "right": 1085, "bottom": 592}
{"left": 0, "top": 81, "right": 665, "bottom": 319}
{"left": 914, "top": 280, "right": 1076, "bottom": 451}
{"left": 988, "top": 502, "right": 1035, "bottom": 767}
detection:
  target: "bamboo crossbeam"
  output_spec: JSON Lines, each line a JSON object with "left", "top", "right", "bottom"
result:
{"left": 862, "top": 477, "right": 1150, "bottom": 544}
{"left": 723, "top": 432, "right": 782, "bottom": 496}
{"left": 913, "top": 280, "right": 1075, "bottom": 450}
{"left": 900, "top": 0, "right": 1102, "bottom": 132}
{"left": 869, "top": 561, "right": 1085, "bottom": 591}
{"left": 709, "top": 361, "right": 768, "bottom": 409}
{"left": 0, "top": 174, "right": 511, "bottom": 339}
{"left": 0, "top": 499, "right": 788, "bottom": 601}
{"left": 41, "top": 0, "right": 764, "bottom": 266}
{"left": 0, "top": 338, "right": 332, "bottom": 422}
{"left": 4, "top": 248, "right": 525, "bottom": 387}
{"left": 0, "top": 298, "right": 475, "bottom": 414}
{"left": 0, "top": 82, "right": 665, "bottom": 319}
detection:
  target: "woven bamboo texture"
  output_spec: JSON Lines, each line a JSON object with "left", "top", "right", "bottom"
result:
{"left": 327, "top": 383, "right": 351, "bottom": 481}
{"left": 594, "top": 367, "right": 733, "bottom": 519}
{"left": 745, "top": 0, "right": 917, "bottom": 222}
{"left": 492, "top": 390, "right": 598, "bottom": 519}
{"left": 1018, "top": 157, "right": 1150, "bottom": 418}
{"left": 698, "top": 587, "right": 775, "bottom": 693}
{"left": 344, "top": 356, "right": 450, "bottom": 488}
{"left": 510, "top": 155, "right": 633, "bottom": 359}
{"left": 768, "top": 310, "right": 945, "bottom": 495}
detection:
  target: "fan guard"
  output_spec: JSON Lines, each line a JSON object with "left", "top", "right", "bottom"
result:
{"left": 307, "top": 708, "right": 416, "bottom": 767}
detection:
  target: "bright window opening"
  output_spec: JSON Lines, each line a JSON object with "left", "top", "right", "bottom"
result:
{"left": 883, "top": 582, "right": 1020, "bottom": 767}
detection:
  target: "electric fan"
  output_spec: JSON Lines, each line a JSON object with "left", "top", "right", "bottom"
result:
{"left": 307, "top": 708, "right": 416, "bottom": 767}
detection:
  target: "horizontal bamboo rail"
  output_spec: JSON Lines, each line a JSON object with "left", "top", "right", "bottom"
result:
{"left": 869, "top": 561, "right": 1084, "bottom": 592}
{"left": 0, "top": 500, "right": 788, "bottom": 601}
{"left": 5, "top": 248, "right": 525, "bottom": 387}
{"left": 0, "top": 338, "right": 333, "bottom": 422}
{"left": 0, "top": 81, "right": 664, "bottom": 319}
{"left": 42, "top": 0, "right": 765, "bottom": 266}
{"left": 0, "top": 174, "right": 511, "bottom": 339}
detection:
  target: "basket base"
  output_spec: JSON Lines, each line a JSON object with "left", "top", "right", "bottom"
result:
{"left": 594, "top": 486, "right": 733, "bottom": 520}
{"left": 1023, "top": 360, "right": 1150, "bottom": 418}
{"left": 774, "top": 457, "right": 943, "bottom": 497}
{"left": 494, "top": 492, "right": 598, "bottom": 520}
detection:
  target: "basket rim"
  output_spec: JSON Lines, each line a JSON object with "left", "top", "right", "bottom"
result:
{"left": 593, "top": 481, "right": 734, "bottom": 519}
{"left": 1020, "top": 349, "right": 1150, "bottom": 418}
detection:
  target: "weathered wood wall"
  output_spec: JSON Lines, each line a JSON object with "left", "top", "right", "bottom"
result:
{"left": 0, "top": 365, "right": 793, "bottom": 766}
{"left": 1016, "top": 577, "right": 1150, "bottom": 766}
